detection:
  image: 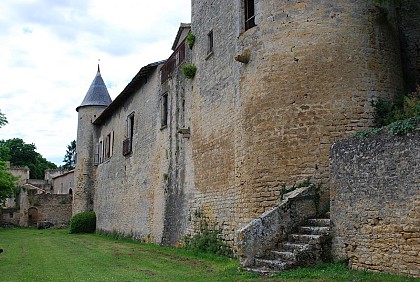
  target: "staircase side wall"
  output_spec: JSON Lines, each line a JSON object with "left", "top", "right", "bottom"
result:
{"left": 237, "top": 186, "right": 317, "bottom": 267}
{"left": 330, "top": 130, "right": 420, "bottom": 278}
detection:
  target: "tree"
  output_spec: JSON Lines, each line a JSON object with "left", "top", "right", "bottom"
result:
{"left": 0, "top": 161, "right": 18, "bottom": 205}
{"left": 63, "top": 140, "right": 76, "bottom": 170}
{"left": 0, "top": 110, "right": 8, "bottom": 128}
{"left": 0, "top": 138, "right": 57, "bottom": 179}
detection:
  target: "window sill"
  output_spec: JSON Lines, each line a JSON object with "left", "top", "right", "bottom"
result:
{"left": 205, "top": 51, "right": 214, "bottom": 61}
{"left": 97, "top": 158, "right": 111, "bottom": 166}
{"left": 160, "top": 125, "right": 168, "bottom": 130}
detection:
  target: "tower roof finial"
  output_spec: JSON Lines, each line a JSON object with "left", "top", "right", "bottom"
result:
{"left": 76, "top": 60, "right": 112, "bottom": 112}
{"left": 97, "top": 59, "right": 101, "bottom": 73}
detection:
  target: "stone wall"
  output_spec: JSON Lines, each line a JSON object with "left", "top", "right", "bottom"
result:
{"left": 27, "top": 194, "right": 73, "bottom": 226}
{"left": 74, "top": 105, "right": 108, "bottom": 214}
{"left": 398, "top": 0, "right": 420, "bottom": 91}
{"left": 330, "top": 130, "right": 420, "bottom": 278}
{"left": 52, "top": 170, "right": 74, "bottom": 194}
{"left": 6, "top": 166, "right": 29, "bottom": 186}
{"left": 160, "top": 42, "right": 194, "bottom": 245}
{"left": 93, "top": 65, "right": 168, "bottom": 243}
{"left": 1, "top": 191, "right": 72, "bottom": 227}
{"left": 189, "top": 0, "right": 404, "bottom": 243}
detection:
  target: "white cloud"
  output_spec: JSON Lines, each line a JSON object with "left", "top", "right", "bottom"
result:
{"left": 0, "top": 0, "right": 190, "bottom": 165}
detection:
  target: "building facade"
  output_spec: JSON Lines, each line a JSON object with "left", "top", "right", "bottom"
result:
{"left": 74, "top": 0, "right": 420, "bottom": 246}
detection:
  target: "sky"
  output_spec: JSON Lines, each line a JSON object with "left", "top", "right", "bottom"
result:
{"left": 0, "top": 0, "right": 191, "bottom": 166}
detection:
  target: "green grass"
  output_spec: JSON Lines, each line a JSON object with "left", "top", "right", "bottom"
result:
{"left": 0, "top": 228, "right": 418, "bottom": 282}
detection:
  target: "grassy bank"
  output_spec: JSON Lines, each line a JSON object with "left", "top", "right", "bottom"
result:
{"left": 0, "top": 228, "right": 418, "bottom": 282}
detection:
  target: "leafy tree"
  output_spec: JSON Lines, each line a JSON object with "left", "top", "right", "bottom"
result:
{"left": 0, "top": 110, "right": 8, "bottom": 128}
{"left": 0, "top": 161, "right": 19, "bottom": 205}
{"left": 0, "top": 138, "right": 57, "bottom": 179}
{"left": 63, "top": 140, "right": 76, "bottom": 170}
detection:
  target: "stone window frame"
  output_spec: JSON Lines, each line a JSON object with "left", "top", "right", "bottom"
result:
{"left": 104, "top": 132, "right": 113, "bottom": 160}
{"left": 123, "top": 112, "right": 135, "bottom": 156}
{"left": 244, "top": 0, "right": 256, "bottom": 31}
{"left": 239, "top": 0, "right": 257, "bottom": 35}
{"left": 97, "top": 137, "right": 103, "bottom": 164}
{"left": 160, "top": 92, "right": 169, "bottom": 129}
{"left": 206, "top": 30, "right": 214, "bottom": 60}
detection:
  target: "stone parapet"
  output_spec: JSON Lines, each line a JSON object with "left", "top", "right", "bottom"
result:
{"left": 330, "top": 130, "right": 420, "bottom": 278}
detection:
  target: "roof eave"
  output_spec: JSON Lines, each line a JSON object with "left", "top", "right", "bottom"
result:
{"left": 93, "top": 60, "right": 165, "bottom": 125}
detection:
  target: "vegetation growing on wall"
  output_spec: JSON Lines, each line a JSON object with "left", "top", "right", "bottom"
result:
{"left": 181, "top": 64, "right": 197, "bottom": 79}
{"left": 279, "top": 178, "right": 312, "bottom": 201}
{"left": 373, "top": 86, "right": 420, "bottom": 127}
{"left": 184, "top": 209, "right": 232, "bottom": 257}
{"left": 186, "top": 32, "right": 195, "bottom": 49}
{"left": 356, "top": 86, "right": 420, "bottom": 138}
{"left": 70, "top": 211, "right": 96, "bottom": 234}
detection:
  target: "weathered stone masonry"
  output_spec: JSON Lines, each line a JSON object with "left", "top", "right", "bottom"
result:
{"left": 73, "top": 1, "right": 420, "bottom": 268}
{"left": 330, "top": 130, "right": 420, "bottom": 278}
{"left": 188, "top": 0, "right": 405, "bottom": 243}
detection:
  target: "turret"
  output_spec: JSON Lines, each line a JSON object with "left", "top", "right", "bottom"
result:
{"left": 73, "top": 65, "right": 112, "bottom": 215}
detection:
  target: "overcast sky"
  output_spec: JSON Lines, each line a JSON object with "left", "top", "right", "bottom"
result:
{"left": 0, "top": 0, "right": 191, "bottom": 166}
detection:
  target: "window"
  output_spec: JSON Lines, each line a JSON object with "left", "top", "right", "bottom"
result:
{"left": 244, "top": 0, "right": 256, "bottom": 31}
{"left": 161, "top": 93, "right": 168, "bottom": 128}
{"left": 123, "top": 113, "right": 134, "bottom": 156}
{"left": 105, "top": 133, "right": 111, "bottom": 159}
{"left": 207, "top": 30, "right": 214, "bottom": 55}
{"left": 98, "top": 139, "right": 103, "bottom": 163}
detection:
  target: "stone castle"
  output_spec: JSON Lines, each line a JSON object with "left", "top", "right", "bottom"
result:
{"left": 72, "top": 0, "right": 419, "bottom": 276}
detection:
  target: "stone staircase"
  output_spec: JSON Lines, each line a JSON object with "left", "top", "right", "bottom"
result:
{"left": 245, "top": 215, "right": 331, "bottom": 274}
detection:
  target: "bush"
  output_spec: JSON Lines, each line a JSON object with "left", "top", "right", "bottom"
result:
{"left": 184, "top": 229, "right": 233, "bottom": 257}
{"left": 181, "top": 64, "right": 197, "bottom": 79}
{"left": 184, "top": 217, "right": 233, "bottom": 257}
{"left": 186, "top": 32, "right": 195, "bottom": 49}
{"left": 70, "top": 211, "right": 96, "bottom": 234}
{"left": 373, "top": 86, "right": 420, "bottom": 127}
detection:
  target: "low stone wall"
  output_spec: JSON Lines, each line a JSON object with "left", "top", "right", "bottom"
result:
{"left": 330, "top": 130, "right": 419, "bottom": 278}
{"left": 236, "top": 186, "right": 317, "bottom": 267}
{"left": 27, "top": 194, "right": 73, "bottom": 227}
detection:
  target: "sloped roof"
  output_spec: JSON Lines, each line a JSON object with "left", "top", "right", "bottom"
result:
{"left": 171, "top": 23, "right": 191, "bottom": 51}
{"left": 76, "top": 65, "right": 112, "bottom": 112}
{"left": 93, "top": 60, "right": 165, "bottom": 125}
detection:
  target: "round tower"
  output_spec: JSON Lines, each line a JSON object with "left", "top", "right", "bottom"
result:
{"left": 73, "top": 65, "right": 112, "bottom": 215}
{"left": 189, "top": 0, "right": 405, "bottom": 237}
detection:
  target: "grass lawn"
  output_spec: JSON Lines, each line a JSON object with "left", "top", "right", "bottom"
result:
{"left": 0, "top": 228, "right": 418, "bottom": 282}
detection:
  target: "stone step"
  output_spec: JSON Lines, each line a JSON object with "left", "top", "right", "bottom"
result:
{"left": 255, "top": 258, "right": 293, "bottom": 271}
{"left": 299, "top": 226, "right": 330, "bottom": 235}
{"left": 282, "top": 242, "right": 310, "bottom": 252}
{"left": 243, "top": 266, "right": 280, "bottom": 275}
{"left": 271, "top": 250, "right": 296, "bottom": 262}
{"left": 289, "top": 233, "right": 323, "bottom": 244}
{"left": 306, "top": 218, "right": 331, "bottom": 227}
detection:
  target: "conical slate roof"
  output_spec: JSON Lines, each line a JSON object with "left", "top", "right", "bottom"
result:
{"left": 76, "top": 65, "right": 112, "bottom": 111}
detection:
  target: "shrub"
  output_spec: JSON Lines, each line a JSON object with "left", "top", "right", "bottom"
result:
{"left": 184, "top": 213, "right": 233, "bottom": 257}
{"left": 373, "top": 86, "right": 420, "bottom": 127}
{"left": 186, "top": 32, "right": 195, "bottom": 49}
{"left": 70, "top": 211, "right": 96, "bottom": 234}
{"left": 181, "top": 64, "right": 197, "bottom": 79}
{"left": 184, "top": 228, "right": 233, "bottom": 257}
{"left": 387, "top": 116, "right": 420, "bottom": 135}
